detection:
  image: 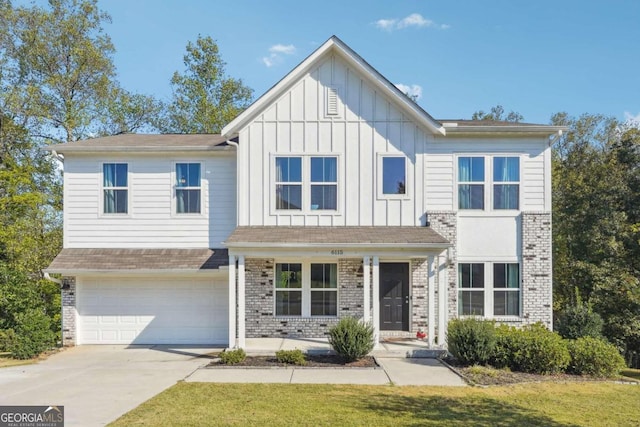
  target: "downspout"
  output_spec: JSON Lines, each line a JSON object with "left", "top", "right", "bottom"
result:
{"left": 549, "top": 129, "right": 563, "bottom": 146}
{"left": 43, "top": 271, "right": 62, "bottom": 285}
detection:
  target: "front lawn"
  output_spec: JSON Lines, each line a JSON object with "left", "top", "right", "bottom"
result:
{"left": 0, "top": 352, "right": 38, "bottom": 368}
{"left": 110, "top": 382, "right": 640, "bottom": 426}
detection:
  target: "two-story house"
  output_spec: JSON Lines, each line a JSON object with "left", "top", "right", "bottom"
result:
{"left": 44, "top": 36, "right": 565, "bottom": 349}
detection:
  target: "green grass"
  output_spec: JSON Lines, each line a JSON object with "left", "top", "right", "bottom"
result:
{"left": 110, "top": 382, "right": 640, "bottom": 426}
{"left": 0, "top": 352, "right": 38, "bottom": 368}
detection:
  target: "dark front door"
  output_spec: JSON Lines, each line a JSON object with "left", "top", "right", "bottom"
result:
{"left": 380, "top": 263, "right": 410, "bottom": 331}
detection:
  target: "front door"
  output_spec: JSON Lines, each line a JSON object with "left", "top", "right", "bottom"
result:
{"left": 380, "top": 263, "right": 410, "bottom": 331}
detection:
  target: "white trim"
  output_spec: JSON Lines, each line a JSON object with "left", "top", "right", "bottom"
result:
{"left": 228, "top": 255, "right": 236, "bottom": 349}
{"left": 363, "top": 256, "right": 370, "bottom": 323}
{"left": 171, "top": 161, "right": 206, "bottom": 218}
{"left": 99, "top": 161, "right": 131, "bottom": 218}
{"left": 372, "top": 256, "right": 380, "bottom": 348}
{"left": 427, "top": 255, "right": 436, "bottom": 347}
{"left": 45, "top": 269, "right": 227, "bottom": 276}
{"left": 237, "top": 255, "right": 246, "bottom": 348}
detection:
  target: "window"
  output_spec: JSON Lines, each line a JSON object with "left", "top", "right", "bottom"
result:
{"left": 275, "top": 156, "right": 338, "bottom": 211}
{"left": 275, "top": 157, "right": 302, "bottom": 210}
{"left": 103, "top": 163, "right": 128, "bottom": 214}
{"left": 275, "top": 263, "right": 302, "bottom": 316}
{"left": 458, "top": 157, "right": 484, "bottom": 209}
{"left": 493, "top": 157, "right": 519, "bottom": 210}
{"left": 311, "top": 157, "right": 337, "bottom": 210}
{"left": 458, "top": 263, "right": 485, "bottom": 315}
{"left": 493, "top": 263, "right": 520, "bottom": 316}
{"left": 275, "top": 262, "right": 338, "bottom": 317}
{"left": 176, "top": 163, "right": 201, "bottom": 214}
{"left": 310, "top": 263, "right": 337, "bottom": 316}
{"left": 382, "top": 156, "right": 406, "bottom": 195}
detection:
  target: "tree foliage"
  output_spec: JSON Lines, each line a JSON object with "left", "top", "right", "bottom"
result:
{"left": 471, "top": 104, "right": 524, "bottom": 122}
{"left": 160, "top": 35, "right": 253, "bottom": 134}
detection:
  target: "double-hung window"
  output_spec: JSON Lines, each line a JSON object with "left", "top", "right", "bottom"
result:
{"left": 458, "top": 157, "right": 484, "bottom": 210}
{"left": 176, "top": 163, "right": 201, "bottom": 214}
{"left": 275, "top": 156, "right": 338, "bottom": 211}
{"left": 310, "top": 157, "right": 337, "bottom": 210}
{"left": 103, "top": 163, "right": 128, "bottom": 214}
{"left": 275, "top": 262, "right": 338, "bottom": 317}
{"left": 493, "top": 263, "right": 520, "bottom": 316}
{"left": 493, "top": 157, "right": 520, "bottom": 210}
{"left": 458, "top": 263, "right": 485, "bottom": 315}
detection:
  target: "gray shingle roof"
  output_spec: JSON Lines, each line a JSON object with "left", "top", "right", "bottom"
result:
{"left": 225, "top": 226, "right": 450, "bottom": 247}
{"left": 45, "top": 248, "right": 229, "bottom": 273}
{"left": 43, "top": 134, "right": 233, "bottom": 153}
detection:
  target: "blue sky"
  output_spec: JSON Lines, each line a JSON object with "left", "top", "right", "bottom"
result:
{"left": 24, "top": 0, "right": 640, "bottom": 124}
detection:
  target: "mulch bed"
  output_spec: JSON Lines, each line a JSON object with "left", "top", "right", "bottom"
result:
{"left": 208, "top": 354, "right": 378, "bottom": 368}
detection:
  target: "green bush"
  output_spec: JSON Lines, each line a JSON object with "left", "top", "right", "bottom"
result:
{"left": 328, "top": 317, "right": 374, "bottom": 362}
{"left": 513, "top": 323, "right": 570, "bottom": 374}
{"left": 275, "top": 349, "right": 307, "bottom": 365}
{"left": 556, "top": 304, "right": 603, "bottom": 340}
{"left": 219, "top": 348, "right": 246, "bottom": 365}
{"left": 447, "top": 318, "right": 496, "bottom": 366}
{"left": 491, "top": 324, "right": 521, "bottom": 369}
{"left": 567, "top": 337, "right": 626, "bottom": 377}
{"left": 8, "top": 309, "right": 56, "bottom": 360}
{"left": 0, "top": 329, "right": 16, "bottom": 352}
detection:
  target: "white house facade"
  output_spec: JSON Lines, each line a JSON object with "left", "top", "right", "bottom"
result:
{"left": 45, "top": 36, "right": 564, "bottom": 348}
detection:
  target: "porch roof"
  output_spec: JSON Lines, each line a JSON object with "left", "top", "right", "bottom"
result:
{"left": 224, "top": 226, "right": 450, "bottom": 249}
{"left": 44, "top": 248, "right": 229, "bottom": 274}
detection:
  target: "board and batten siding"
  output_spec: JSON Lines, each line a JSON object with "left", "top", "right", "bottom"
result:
{"left": 63, "top": 154, "right": 236, "bottom": 248}
{"left": 237, "top": 53, "right": 431, "bottom": 227}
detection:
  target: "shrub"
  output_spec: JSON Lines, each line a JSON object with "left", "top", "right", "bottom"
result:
{"left": 328, "top": 317, "right": 374, "bottom": 362}
{"left": 8, "top": 309, "right": 56, "bottom": 360}
{"left": 512, "top": 323, "right": 570, "bottom": 374}
{"left": 0, "top": 329, "right": 16, "bottom": 352}
{"left": 491, "top": 324, "right": 521, "bottom": 369}
{"left": 275, "top": 349, "right": 306, "bottom": 365}
{"left": 447, "top": 318, "right": 496, "bottom": 366}
{"left": 567, "top": 337, "right": 626, "bottom": 377}
{"left": 556, "top": 304, "right": 603, "bottom": 340}
{"left": 219, "top": 348, "right": 246, "bottom": 364}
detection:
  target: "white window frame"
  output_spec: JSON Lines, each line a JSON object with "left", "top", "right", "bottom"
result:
{"left": 172, "top": 161, "right": 205, "bottom": 217}
{"left": 99, "top": 162, "right": 131, "bottom": 217}
{"left": 271, "top": 154, "right": 342, "bottom": 214}
{"left": 457, "top": 156, "right": 485, "bottom": 210}
{"left": 274, "top": 260, "right": 339, "bottom": 318}
{"left": 455, "top": 154, "right": 522, "bottom": 214}
{"left": 457, "top": 260, "right": 522, "bottom": 319}
{"left": 377, "top": 153, "right": 410, "bottom": 200}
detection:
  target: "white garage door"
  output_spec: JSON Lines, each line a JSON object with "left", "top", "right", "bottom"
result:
{"left": 77, "top": 276, "right": 228, "bottom": 345}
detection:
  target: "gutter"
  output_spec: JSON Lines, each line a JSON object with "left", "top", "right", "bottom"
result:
{"left": 224, "top": 242, "right": 452, "bottom": 249}
{"left": 43, "top": 271, "right": 62, "bottom": 285}
{"left": 549, "top": 129, "right": 564, "bottom": 146}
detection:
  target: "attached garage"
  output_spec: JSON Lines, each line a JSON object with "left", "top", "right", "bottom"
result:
{"left": 76, "top": 276, "right": 228, "bottom": 345}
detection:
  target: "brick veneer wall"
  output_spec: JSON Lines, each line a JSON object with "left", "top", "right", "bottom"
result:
{"left": 521, "top": 212, "right": 553, "bottom": 328}
{"left": 410, "top": 258, "right": 429, "bottom": 332}
{"left": 426, "top": 211, "right": 457, "bottom": 336}
{"left": 244, "top": 258, "right": 365, "bottom": 338}
{"left": 61, "top": 276, "right": 76, "bottom": 346}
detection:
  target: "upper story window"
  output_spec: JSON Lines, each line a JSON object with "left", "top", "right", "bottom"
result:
{"left": 382, "top": 156, "right": 406, "bottom": 195}
{"left": 310, "top": 157, "right": 337, "bottom": 210}
{"left": 176, "top": 163, "right": 201, "bottom": 214}
{"left": 103, "top": 163, "right": 128, "bottom": 214}
{"left": 275, "top": 155, "right": 338, "bottom": 211}
{"left": 458, "top": 157, "right": 484, "bottom": 210}
{"left": 493, "top": 157, "right": 520, "bottom": 210}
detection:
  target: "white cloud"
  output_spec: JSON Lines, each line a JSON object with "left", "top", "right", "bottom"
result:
{"left": 398, "top": 13, "right": 432, "bottom": 29}
{"left": 374, "top": 13, "right": 448, "bottom": 32}
{"left": 262, "top": 43, "right": 296, "bottom": 67}
{"left": 395, "top": 83, "right": 423, "bottom": 101}
{"left": 624, "top": 111, "right": 640, "bottom": 124}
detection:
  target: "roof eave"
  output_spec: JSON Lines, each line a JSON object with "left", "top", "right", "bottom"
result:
{"left": 41, "top": 145, "right": 235, "bottom": 153}
{"left": 441, "top": 125, "right": 568, "bottom": 135}
{"left": 43, "top": 268, "right": 228, "bottom": 275}
{"left": 224, "top": 242, "right": 452, "bottom": 249}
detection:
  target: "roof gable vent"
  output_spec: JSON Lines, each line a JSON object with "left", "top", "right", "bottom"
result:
{"left": 326, "top": 86, "right": 341, "bottom": 117}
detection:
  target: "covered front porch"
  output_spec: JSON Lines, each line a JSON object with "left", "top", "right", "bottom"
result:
{"left": 224, "top": 226, "right": 452, "bottom": 349}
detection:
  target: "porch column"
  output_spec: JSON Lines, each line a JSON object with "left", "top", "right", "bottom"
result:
{"left": 228, "top": 255, "right": 236, "bottom": 349}
{"left": 437, "top": 254, "right": 448, "bottom": 347}
{"left": 372, "top": 256, "right": 380, "bottom": 347}
{"left": 237, "top": 255, "right": 246, "bottom": 349}
{"left": 363, "top": 256, "right": 370, "bottom": 323}
{"left": 427, "top": 255, "right": 436, "bottom": 348}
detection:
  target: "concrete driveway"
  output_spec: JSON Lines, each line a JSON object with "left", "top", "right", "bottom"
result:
{"left": 0, "top": 345, "right": 218, "bottom": 427}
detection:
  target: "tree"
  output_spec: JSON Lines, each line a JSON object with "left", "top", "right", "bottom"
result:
{"left": 160, "top": 35, "right": 253, "bottom": 134}
{"left": 472, "top": 105, "right": 523, "bottom": 122}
